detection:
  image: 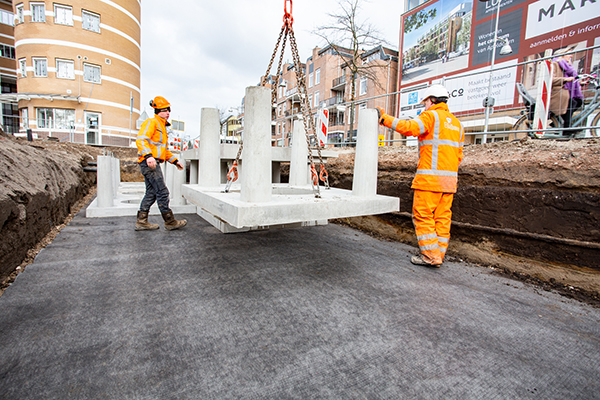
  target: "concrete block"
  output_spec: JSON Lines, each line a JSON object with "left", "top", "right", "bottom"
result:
{"left": 183, "top": 183, "right": 398, "bottom": 231}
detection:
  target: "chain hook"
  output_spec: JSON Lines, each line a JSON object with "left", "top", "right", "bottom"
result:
{"left": 283, "top": 0, "right": 293, "bottom": 25}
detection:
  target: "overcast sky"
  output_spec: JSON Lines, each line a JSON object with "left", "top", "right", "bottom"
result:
{"left": 139, "top": 0, "right": 406, "bottom": 137}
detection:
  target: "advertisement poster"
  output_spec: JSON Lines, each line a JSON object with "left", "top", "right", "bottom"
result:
{"left": 399, "top": 0, "right": 600, "bottom": 114}
{"left": 401, "top": 0, "right": 474, "bottom": 85}
{"left": 474, "top": 0, "right": 528, "bottom": 21}
{"left": 472, "top": 8, "right": 522, "bottom": 66}
{"left": 439, "top": 59, "right": 518, "bottom": 112}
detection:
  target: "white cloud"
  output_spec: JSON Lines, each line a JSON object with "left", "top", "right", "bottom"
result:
{"left": 140, "top": 0, "right": 404, "bottom": 137}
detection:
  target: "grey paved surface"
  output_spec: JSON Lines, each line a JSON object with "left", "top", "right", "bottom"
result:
{"left": 1, "top": 212, "right": 599, "bottom": 399}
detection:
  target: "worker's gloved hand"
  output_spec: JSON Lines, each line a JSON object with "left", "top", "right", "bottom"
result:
{"left": 376, "top": 107, "right": 385, "bottom": 125}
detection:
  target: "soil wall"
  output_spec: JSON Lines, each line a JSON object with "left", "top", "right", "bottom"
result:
{"left": 0, "top": 134, "right": 139, "bottom": 282}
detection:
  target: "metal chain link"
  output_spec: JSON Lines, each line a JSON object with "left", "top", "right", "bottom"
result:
{"left": 225, "top": 26, "right": 287, "bottom": 193}
{"left": 232, "top": 7, "right": 330, "bottom": 198}
{"left": 288, "top": 27, "right": 329, "bottom": 192}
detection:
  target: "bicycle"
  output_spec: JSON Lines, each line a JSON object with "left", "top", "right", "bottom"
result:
{"left": 512, "top": 73, "right": 600, "bottom": 137}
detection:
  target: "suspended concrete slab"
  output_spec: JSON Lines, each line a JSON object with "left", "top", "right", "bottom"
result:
{"left": 182, "top": 87, "right": 400, "bottom": 234}
{"left": 183, "top": 183, "right": 399, "bottom": 233}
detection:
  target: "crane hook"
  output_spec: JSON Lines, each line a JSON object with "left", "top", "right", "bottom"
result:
{"left": 283, "top": 0, "right": 293, "bottom": 25}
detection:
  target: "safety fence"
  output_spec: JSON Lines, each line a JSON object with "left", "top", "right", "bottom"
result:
{"left": 322, "top": 43, "right": 600, "bottom": 147}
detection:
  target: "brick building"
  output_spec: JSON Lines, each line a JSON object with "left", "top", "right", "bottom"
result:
{"left": 271, "top": 44, "right": 398, "bottom": 147}
{"left": 3, "top": 0, "right": 141, "bottom": 146}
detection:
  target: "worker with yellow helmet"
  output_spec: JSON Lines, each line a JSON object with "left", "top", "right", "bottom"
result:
{"left": 134, "top": 96, "right": 187, "bottom": 231}
{"left": 377, "top": 84, "right": 464, "bottom": 267}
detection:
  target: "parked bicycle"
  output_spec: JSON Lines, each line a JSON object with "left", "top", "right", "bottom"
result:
{"left": 512, "top": 74, "right": 600, "bottom": 137}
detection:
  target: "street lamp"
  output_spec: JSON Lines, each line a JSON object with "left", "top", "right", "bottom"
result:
{"left": 481, "top": 0, "right": 513, "bottom": 143}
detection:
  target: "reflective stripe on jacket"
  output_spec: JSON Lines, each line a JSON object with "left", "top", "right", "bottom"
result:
{"left": 380, "top": 103, "right": 464, "bottom": 193}
{"left": 136, "top": 115, "right": 178, "bottom": 164}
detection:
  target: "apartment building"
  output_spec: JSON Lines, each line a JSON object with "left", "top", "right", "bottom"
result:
{"left": 8, "top": 0, "right": 140, "bottom": 146}
{"left": 272, "top": 63, "right": 303, "bottom": 147}
{"left": 337, "top": 46, "right": 399, "bottom": 146}
{"left": 271, "top": 44, "right": 398, "bottom": 148}
{"left": 0, "top": 1, "right": 17, "bottom": 134}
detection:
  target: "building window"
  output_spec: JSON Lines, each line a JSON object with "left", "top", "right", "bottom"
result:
{"left": 315, "top": 68, "right": 320, "bottom": 85}
{"left": 0, "top": 45, "right": 15, "bottom": 60}
{"left": 54, "top": 4, "right": 73, "bottom": 25}
{"left": 33, "top": 58, "right": 47, "bottom": 77}
{"left": 308, "top": 72, "right": 313, "bottom": 88}
{"left": 0, "top": 9, "right": 14, "bottom": 26}
{"left": 19, "top": 58, "right": 26, "bottom": 77}
{"left": 20, "top": 108, "right": 28, "bottom": 128}
{"left": 308, "top": 94, "right": 313, "bottom": 107}
{"left": 56, "top": 59, "right": 74, "bottom": 79}
{"left": 15, "top": 4, "right": 24, "bottom": 24}
{"left": 37, "top": 108, "right": 75, "bottom": 129}
{"left": 83, "top": 63, "right": 101, "bottom": 83}
{"left": 37, "top": 108, "right": 52, "bottom": 128}
{"left": 359, "top": 77, "right": 367, "bottom": 96}
{"left": 31, "top": 3, "right": 45, "bottom": 23}
{"left": 314, "top": 91, "right": 320, "bottom": 108}
{"left": 82, "top": 10, "right": 100, "bottom": 32}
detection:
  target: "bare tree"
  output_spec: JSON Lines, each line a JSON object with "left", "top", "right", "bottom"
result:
{"left": 216, "top": 105, "right": 234, "bottom": 139}
{"left": 313, "top": 0, "right": 389, "bottom": 142}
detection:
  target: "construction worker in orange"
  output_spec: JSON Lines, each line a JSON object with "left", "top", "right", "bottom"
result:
{"left": 377, "top": 84, "right": 464, "bottom": 267}
{"left": 135, "top": 96, "right": 187, "bottom": 231}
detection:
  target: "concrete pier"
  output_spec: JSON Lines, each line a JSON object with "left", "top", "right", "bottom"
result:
{"left": 96, "top": 155, "right": 114, "bottom": 208}
{"left": 241, "top": 86, "right": 272, "bottom": 203}
{"left": 198, "top": 108, "right": 221, "bottom": 187}
{"left": 353, "top": 109, "right": 378, "bottom": 197}
{"left": 289, "top": 119, "right": 309, "bottom": 187}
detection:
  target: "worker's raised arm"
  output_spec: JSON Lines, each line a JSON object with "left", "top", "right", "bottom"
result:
{"left": 377, "top": 107, "right": 433, "bottom": 138}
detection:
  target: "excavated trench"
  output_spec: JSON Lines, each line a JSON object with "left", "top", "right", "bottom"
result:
{"left": 322, "top": 140, "right": 600, "bottom": 270}
{"left": 2, "top": 134, "right": 600, "bottom": 301}
{"left": 286, "top": 138, "right": 600, "bottom": 298}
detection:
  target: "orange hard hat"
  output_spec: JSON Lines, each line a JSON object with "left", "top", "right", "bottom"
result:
{"left": 149, "top": 96, "right": 170, "bottom": 109}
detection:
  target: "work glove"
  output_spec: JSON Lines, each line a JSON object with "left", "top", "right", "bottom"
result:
{"left": 376, "top": 107, "right": 385, "bottom": 125}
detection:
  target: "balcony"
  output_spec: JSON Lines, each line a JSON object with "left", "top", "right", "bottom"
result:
{"left": 331, "top": 76, "right": 346, "bottom": 91}
{"left": 321, "top": 96, "right": 345, "bottom": 109}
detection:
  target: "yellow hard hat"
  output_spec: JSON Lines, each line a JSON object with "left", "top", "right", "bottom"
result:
{"left": 149, "top": 96, "right": 170, "bottom": 110}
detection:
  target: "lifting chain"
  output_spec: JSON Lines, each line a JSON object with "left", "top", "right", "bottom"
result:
{"left": 259, "top": 0, "right": 330, "bottom": 198}
{"left": 224, "top": 142, "right": 243, "bottom": 193}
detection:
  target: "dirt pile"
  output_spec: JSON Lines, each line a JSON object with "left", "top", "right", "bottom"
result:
{"left": 0, "top": 134, "right": 140, "bottom": 284}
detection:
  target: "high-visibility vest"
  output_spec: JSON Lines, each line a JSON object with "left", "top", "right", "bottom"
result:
{"left": 381, "top": 102, "right": 464, "bottom": 193}
{"left": 136, "top": 115, "right": 178, "bottom": 164}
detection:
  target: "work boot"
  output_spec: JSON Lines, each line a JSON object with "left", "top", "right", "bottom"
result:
{"left": 162, "top": 211, "right": 187, "bottom": 231}
{"left": 411, "top": 255, "right": 442, "bottom": 268}
{"left": 135, "top": 211, "right": 159, "bottom": 231}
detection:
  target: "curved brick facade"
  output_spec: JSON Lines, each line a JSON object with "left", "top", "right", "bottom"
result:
{"left": 14, "top": 0, "right": 141, "bottom": 146}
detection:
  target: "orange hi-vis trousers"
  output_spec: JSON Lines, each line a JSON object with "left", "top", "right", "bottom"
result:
{"left": 412, "top": 189, "right": 454, "bottom": 265}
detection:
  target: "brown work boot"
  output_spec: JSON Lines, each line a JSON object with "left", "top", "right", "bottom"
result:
{"left": 161, "top": 211, "right": 187, "bottom": 231}
{"left": 135, "top": 211, "right": 159, "bottom": 231}
{"left": 411, "top": 255, "right": 442, "bottom": 268}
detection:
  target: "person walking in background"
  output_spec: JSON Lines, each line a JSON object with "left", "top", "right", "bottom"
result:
{"left": 135, "top": 96, "right": 187, "bottom": 231}
{"left": 377, "top": 85, "right": 464, "bottom": 267}
{"left": 551, "top": 46, "right": 588, "bottom": 134}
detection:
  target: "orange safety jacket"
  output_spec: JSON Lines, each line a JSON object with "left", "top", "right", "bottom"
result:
{"left": 136, "top": 115, "right": 179, "bottom": 164}
{"left": 380, "top": 103, "right": 464, "bottom": 193}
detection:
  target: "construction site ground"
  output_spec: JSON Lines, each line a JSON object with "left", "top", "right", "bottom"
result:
{"left": 0, "top": 133, "right": 599, "bottom": 397}
{"left": 1, "top": 212, "right": 599, "bottom": 399}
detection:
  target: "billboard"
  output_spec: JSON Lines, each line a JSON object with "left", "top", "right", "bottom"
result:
{"left": 399, "top": 0, "right": 600, "bottom": 115}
